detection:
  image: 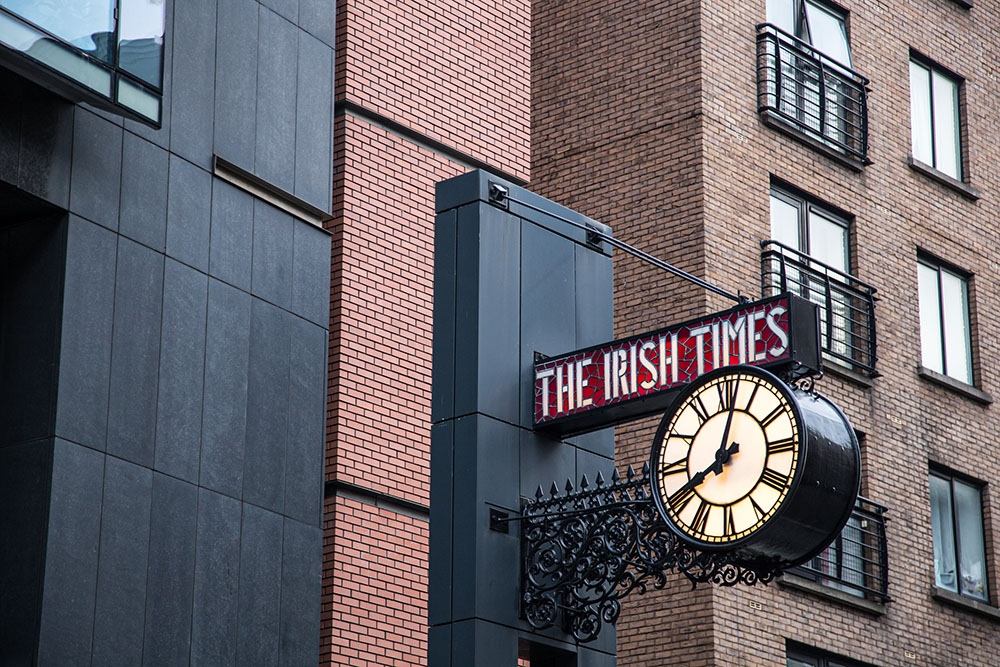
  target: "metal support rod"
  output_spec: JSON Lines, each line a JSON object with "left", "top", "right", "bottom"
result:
{"left": 495, "top": 187, "right": 748, "bottom": 304}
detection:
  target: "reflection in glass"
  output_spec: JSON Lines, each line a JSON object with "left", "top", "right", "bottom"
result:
{"left": 954, "top": 480, "right": 988, "bottom": 601}
{"left": 932, "top": 71, "right": 961, "bottom": 180}
{"left": 940, "top": 269, "right": 972, "bottom": 385}
{"left": 909, "top": 62, "right": 933, "bottom": 166}
{"left": 929, "top": 474, "right": 957, "bottom": 592}
{"left": 119, "top": 0, "right": 165, "bottom": 86}
{"left": 1, "top": 0, "right": 114, "bottom": 62}
{"left": 917, "top": 262, "right": 943, "bottom": 375}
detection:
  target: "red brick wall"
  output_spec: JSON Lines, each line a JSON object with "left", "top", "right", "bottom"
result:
{"left": 326, "top": 114, "right": 464, "bottom": 507}
{"left": 325, "top": 0, "right": 532, "bottom": 663}
{"left": 336, "top": 0, "right": 531, "bottom": 181}
{"left": 322, "top": 496, "right": 429, "bottom": 666}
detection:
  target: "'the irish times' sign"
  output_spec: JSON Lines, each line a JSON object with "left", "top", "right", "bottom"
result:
{"left": 533, "top": 293, "right": 820, "bottom": 436}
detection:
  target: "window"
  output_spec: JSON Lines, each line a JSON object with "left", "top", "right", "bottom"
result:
{"left": 929, "top": 469, "right": 988, "bottom": 602}
{"left": 787, "top": 641, "right": 873, "bottom": 667}
{"left": 917, "top": 256, "right": 973, "bottom": 385}
{"left": 767, "top": 0, "right": 853, "bottom": 66}
{"left": 909, "top": 56, "right": 963, "bottom": 181}
{"left": 758, "top": 0, "right": 868, "bottom": 161}
{"left": 0, "top": 0, "right": 164, "bottom": 124}
{"left": 769, "top": 187, "right": 854, "bottom": 362}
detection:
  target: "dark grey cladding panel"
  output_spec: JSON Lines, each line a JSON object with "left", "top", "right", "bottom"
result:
{"left": 69, "top": 109, "right": 123, "bottom": 230}
{"left": 255, "top": 8, "right": 297, "bottom": 193}
{"left": 450, "top": 620, "right": 519, "bottom": 667}
{"left": 454, "top": 203, "right": 521, "bottom": 424}
{"left": 299, "top": 0, "right": 336, "bottom": 46}
{"left": 236, "top": 504, "right": 283, "bottom": 665}
{"left": 574, "top": 243, "right": 614, "bottom": 348}
{"left": 214, "top": 0, "right": 258, "bottom": 171}
{"left": 291, "top": 215, "right": 333, "bottom": 328}
{"left": 284, "top": 316, "right": 327, "bottom": 526}
{"left": 451, "top": 415, "right": 519, "bottom": 625}
{"left": 518, "top": 429, "right": 576, "bottom": 501}
{"left": 91, "top": 457, "right": 153, "bottom": 667}
{"left": 244, "top": 297, "right": 290, "bottom": 512}
{"left": 142, "top": 473, "right": 198, "bottom": 666}
{"left": 262, "top": 0, "right": 298, "bottom": 23}
{"left": 165, "top": 156, "right": 212, "bottom": 272}
{"left": 428, "top": 421, "right": 454, "bottom": 627}
{"left": 0, "top": 70, "right": 19, "bottom": 182}
{"left": 0, "top": 219, "right": 65, "bottom": 446}
{"left": 120, "top": 132, "right": 169, "bottom": 251}
{"left": 579, "top": 645, "right": 617, "bottom": 667}
{"left": 278, "top": 519, "right": 322, "bottom": 665}
{"left": 17, "top": 83, "right": 72, "bottom": 208}
{"left": 293, "top": 32, "right": 333, "bottom": 211}
{"left": 107, "top": 238, "right": 164, "bottom": 467}
{"left": 209, "top": 180, "right": 254, "bottom": 292}
{"left": 200, "top": 278, "right": 251, "bottom": 498}
{"left": 36, "top": 440, "right": 104, "bottom": 665}
{"left": 190, "top": 489, "right": 241, "bottom": 667}
{"left": 154, "top": 259, "right": 209, "bottom": 483}
{"left": 56, "top": 217, "right": 116, "bottom": 450}
{"left": 169, "top": 0, "right": 218, "bottom": 168}
{"left": 519, "top": 221, "right": 576, "bottom": 428}
{"left": 251, "top": 200, "right": 294, "bottom": 310}
{"left": 431, "top": 208, "right": 457, "bottom": 423}
{"left": 0, "top": 439, "right": 52, "bottom": 667}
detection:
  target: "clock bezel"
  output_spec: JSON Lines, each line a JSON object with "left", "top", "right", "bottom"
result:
{"left": 649, "top": 364, "right": 807, "bottom": 551}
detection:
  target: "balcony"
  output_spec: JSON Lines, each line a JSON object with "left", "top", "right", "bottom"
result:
{"left": 791, "top": 497, "right": 890, "bottom": 603}
{"left": 761, "top": 240, "right": 877, "bottom": 377}
{"left": 756, "top": 23, "right": 870, "bottom": 166}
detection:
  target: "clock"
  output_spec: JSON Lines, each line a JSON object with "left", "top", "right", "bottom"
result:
{"left": 650, "top": 365, "right": 860, "bottom": 566}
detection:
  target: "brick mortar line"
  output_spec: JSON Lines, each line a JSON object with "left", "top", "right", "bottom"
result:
{"left": 336, "top": 99, "right": 528, "bottom": 187}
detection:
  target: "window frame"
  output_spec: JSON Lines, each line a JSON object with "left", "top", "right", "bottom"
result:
{"left": 787, "top": 641, "right": 874, "bottom": 667}
{"left": 769, "top": 185, "right": 852, "bottom": 268}
{"left": 929, "top": 466, "right": 990, "bottom": 603}
{"left": 916, "top": 253, "right": 974, "bottom": 386}
{"left": 0, "top": 0, "right": 165, "bottom": 126}
{"left": 909, "top": 52, "right": 965, "bottom": 182}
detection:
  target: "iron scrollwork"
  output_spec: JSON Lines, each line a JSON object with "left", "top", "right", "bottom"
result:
{"left": 519, "top": 464, "right": 783, "bottom": 642}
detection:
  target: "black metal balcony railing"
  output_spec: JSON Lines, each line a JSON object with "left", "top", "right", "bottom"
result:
{"left": 792, "top": 497, "right": 890, "bottom": 603}
{"left": 761, "top": 240, "right": 877, "bottom": 376}
{"left": 756, "top": 23, "right": 870, "bottom": 164}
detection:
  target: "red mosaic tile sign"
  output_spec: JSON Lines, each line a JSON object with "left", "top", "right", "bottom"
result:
{"left": 534, "top": 294, "right": 818, "bottom": 436}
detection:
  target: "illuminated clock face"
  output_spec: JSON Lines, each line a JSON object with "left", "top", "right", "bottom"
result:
{"left": 651, "top": 367, "right": 802, "bottom": 547}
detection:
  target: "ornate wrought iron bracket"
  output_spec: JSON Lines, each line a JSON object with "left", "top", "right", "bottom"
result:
{"left": 513, "top": 464, "right": 784, "bottom": 643}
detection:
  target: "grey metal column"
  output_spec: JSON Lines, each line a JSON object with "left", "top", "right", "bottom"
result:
{"left": 430, "top": 170, "right": 616, "bottom": 666}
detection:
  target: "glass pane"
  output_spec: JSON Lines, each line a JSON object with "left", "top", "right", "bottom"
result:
{"left": 770, "top": 195, "right": 802, "bottom": 249}
{"left": 787, "top": 660, "right": 814, "bottom": 667}
{"left": 119, "top": 0, "right": 166, "bottom": 86}
{"left": 808, "top": 210, "right": 848, "bottom": 272}
{"left": 954, "top": 480, "right": 988, "bottom": 601}
{"left": 117, "top": 77, "right": 160, "bottom": 122}
{"left": 940, "top": 269, "right": 972, "bottom": 384}
{"left": 918, "top": 262, "right": 944, "bottom": 374}
{"left": 0, "top": 12, "right": 112, "bottom": 94}
{"left": 930, "top": 474, "right": 958, "bottom": 592}
{"left": 804, "top": 1, "right": 852, "bottom": 67}
{"left": 909, "top": 61, "right": 933, "bottom": 166}
{"left": 932, "top": 71, "right": 961, "bottom": 179}
{"left": 0, "top": 0, "right": 115, "bottom": 62}
{"left": 767, "top": 0, "right": 796, "bottom": 34}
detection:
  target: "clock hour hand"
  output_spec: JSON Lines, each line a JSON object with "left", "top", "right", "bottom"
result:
{"left": 678, "top": 440, "right": 741, "bottom": 498}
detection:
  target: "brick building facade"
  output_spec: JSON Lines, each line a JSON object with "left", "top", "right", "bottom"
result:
{"left": 328, "top": 0, "right": 1000, "bottom": 665}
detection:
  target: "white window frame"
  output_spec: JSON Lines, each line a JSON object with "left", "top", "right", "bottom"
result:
{"left": 917, "top": 256, "right": 973, "bottom": 385}
{"left": 929, "top": 469, "right": 989, "bottom": 603}
{"left": 909, "top": 55, "right": 963, "bottom": 181}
